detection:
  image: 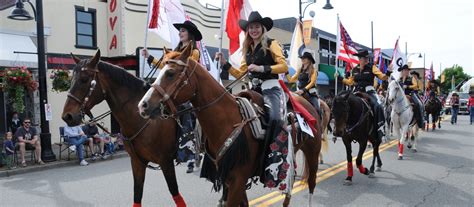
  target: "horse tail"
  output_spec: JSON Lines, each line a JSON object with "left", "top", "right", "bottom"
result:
{"left": 319, "top": 100, "right": 331, "bottom": 154}
{"left": 299, "top": 152, "right": 310, "bottom": 185}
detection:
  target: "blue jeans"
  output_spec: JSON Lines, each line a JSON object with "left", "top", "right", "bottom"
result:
{"left": 65, "top": 135, "right": 87, "bottom": 160}
{"left": 451, "top": 107, "right": 459, "bottom": 123}
{"left": 470, "top": 106, "right": 474, "bottom": 124}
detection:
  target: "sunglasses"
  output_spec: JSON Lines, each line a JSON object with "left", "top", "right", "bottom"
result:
{"left": 24, "top": 122, "right": 31, "bottom": 124}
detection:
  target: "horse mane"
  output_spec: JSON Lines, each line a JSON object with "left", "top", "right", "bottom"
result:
{"left": 97, "top": 61, "right": 146, "bottom": 91}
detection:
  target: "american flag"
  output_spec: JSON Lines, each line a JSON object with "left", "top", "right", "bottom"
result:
{"left": 337, "top": 21, "right": 359, "bottom": 72}
{"left": 425, "top": 62, "right": 434, "bottom": 81}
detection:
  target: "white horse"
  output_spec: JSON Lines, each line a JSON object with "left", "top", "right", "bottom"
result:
{"left": 387, "top": 79, "right": 420, "bottom": 160}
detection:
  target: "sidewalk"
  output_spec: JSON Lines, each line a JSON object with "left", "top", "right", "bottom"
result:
{"left": 0, "top": 144, "right": 129, "bottom": 177}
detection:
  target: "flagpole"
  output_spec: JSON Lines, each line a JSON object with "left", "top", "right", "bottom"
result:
{"left": 216, "top": 0, "right": 226, "bottom": 84}
{"left": 142, "top": 0, "right": 153, "bottom": 80}
{"left": 371, "top": 21, "right": 374, "bottom": 56}
{"left": 335, "top": 14, "right": 340, "bottom": 95}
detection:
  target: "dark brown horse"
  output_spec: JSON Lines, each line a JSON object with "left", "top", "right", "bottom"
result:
{"left": 137, "top": 44, "right": 323, "bottom": 207}
{"left": 61, "top": 50, "right": 186, "bottom": 207}
{"left": 424, "top": 96, "right": 442, "bottom": 130}
{"left": 332, "top": 90, "right": 382, "bottom": 185}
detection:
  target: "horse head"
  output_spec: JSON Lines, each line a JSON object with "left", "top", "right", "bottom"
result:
{"left": 62, "top": 50, "right": 105, "bottom": 126}
{"left": 387, "top": 79, "right": 401, "bottom": 104}
{"left": 138, "top": 43, "right": 199, "bottom": 119}
{"left": 332, "top": 90, "right": 351, "bottom": 137}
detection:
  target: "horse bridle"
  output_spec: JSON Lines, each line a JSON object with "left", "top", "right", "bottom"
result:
{"left": 389, "top": 83, "right": 410, "bottom": 115}
{"left": 67, "top": 67, "right": 106, "bottom": 118}
{"left": 149, "top": 59, "right": 199, "bottom": 119}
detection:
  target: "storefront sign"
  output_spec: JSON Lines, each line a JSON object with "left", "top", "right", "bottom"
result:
{"left": 302, "top": 19, "right": 313, "bottom": 47}
{"left": 107, "top": 0, "right": 124, "bottom": 56}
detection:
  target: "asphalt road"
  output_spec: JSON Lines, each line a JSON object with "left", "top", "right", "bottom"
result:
{"left": 0, "top": 115, "right": 472, "bottom": 207}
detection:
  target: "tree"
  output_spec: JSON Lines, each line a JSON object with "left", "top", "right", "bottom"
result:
{"left": 437, "top": 64, "right": 471, "bottom": 94}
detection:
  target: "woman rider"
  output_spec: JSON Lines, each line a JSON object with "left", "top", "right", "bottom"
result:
{"left": 399, "top": 65, "right": 424, "bottom": 128}
{"left": 286, "top": 51, "right": 322, "bottom": 116}
{"left": 340, "top": 50, "right": 391, "bottom": 141}
{"left": 142, "top": 20, "right": 201, "bottom": 173}
{"left": 216, "top": 11, "right": 289, "bottom": 187}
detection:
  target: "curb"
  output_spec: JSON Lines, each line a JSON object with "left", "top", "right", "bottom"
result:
{"left": 0, "top": 152, "right": 129, "bottom": 178}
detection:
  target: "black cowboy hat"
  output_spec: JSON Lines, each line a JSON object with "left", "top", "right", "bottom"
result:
{"left": 429, "top": 79, "right": 441, "bottom": 86}
{"left": 354, "top": 50, "right": 370, "bottom": 58}
{"left": 299, "top": 52, "right": 316, "bottom": 64}
{"left": 452, "top": 92, "right": 459, "bottom": 97}
{"left": 239, "top": 11, "right": 273, "bottom": 32}
{"left": 410, "top": 71, "right": 421, "bottom": 78}
{"left": 173, "top": 20, "right": 202, "bottom": 41}
{"left": 397, "top": 64, "right": 410, "bottom": 72}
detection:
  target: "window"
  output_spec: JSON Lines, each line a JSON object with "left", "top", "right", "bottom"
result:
{"left": 75, "top": 6, "right": 97, "bottom": 49}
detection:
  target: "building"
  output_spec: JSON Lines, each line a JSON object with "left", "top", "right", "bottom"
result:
{"left": 0, "top": 0, "right": 229, "bottom": 142}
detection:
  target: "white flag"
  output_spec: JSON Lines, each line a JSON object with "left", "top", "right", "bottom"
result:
{"left": 389, "top": 37, "right": 406, "bottom": 80}
{"left": 148, "top": 0, "right": 185, "bottom": 48}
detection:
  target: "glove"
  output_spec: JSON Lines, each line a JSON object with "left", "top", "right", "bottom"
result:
{"left": 403, "top": 85, "right": 407, "bottom": 89}
{"left": 386, "top": 70, "right": 392, "bottom": 76}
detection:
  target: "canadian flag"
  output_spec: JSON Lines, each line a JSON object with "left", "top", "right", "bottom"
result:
{"left": 226, "top": 0, "right": 253, "bottom": 68}
{"left": 148, "top": 0, "right": 186, "bottom": 48}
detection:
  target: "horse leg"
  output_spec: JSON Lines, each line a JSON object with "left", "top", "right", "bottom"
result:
{"left": 130, "top": 156, "right": 146, "bottom": 207}
{"left": 160, "top": 159, "right": 186, "bottom": 207}
{"left": 297, "top": 143, "right": 319, "bottom": 207}
{"left": 398, "top": 127, "right": 406, "bottom": 160}
{"left": 225, "top": 174, "right": 248, "bottom": 207}
{"left": 356, "top": 141, "right": 370, "bottom": 176}
{"left": 217, "top": 186, "right": 228, "bottom": 207}
{"left": 432, "top": 114, "right": 436, "bottom": 131}
{"left": 412, "top": 127, "right": 418, "bottom": 153}
{"left": 343, "top": 139, "right": 353, "bottom": 185}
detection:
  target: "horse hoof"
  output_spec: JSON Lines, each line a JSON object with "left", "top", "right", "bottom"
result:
{"left": 343, "top": 180, "right": 352, "bottom": 186}
{"left": 216, "top": 200, "right": 226, "bottom": 207}
{"left": 376, "top": 167, "right": 382, "bottom": 172}
{"left": 413, "top": 149, "right": 417, "bottom": 153}
{"left": 398, "top": 156, "right": 403, "bottom": 160}
{"left": 368, "top": 173, "right": 376, "bottom": 178}
{"left": 407, "top": 144, "right": 412, "bottom": 149}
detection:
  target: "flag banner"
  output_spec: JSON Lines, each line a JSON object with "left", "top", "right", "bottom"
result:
{"left": 337, "top": 20, "right": 359, "bottom": 71}
{"left": 373, "top": 48, "right": 381, "bottom": 64}
{"left": 288, "top": 20, "right": 305, "bottom": 71}
{"left": 388, "top": 37, "right": 406, "bottom": 80}
{"left": 148, "top": 0, "right": 185, "bottom": 48}
{"left": 197, "top": 41, "right": 221, "bottom": 83}
{"left": 227, "top": 0, "right": 253, "bottom": 68}
{"left": 302, "top": 19, "right": 313, "bottom": 47}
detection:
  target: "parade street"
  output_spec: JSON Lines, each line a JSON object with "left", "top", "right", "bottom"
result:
{"left": 0, "top": 115, "right": 472, "bottom": 207}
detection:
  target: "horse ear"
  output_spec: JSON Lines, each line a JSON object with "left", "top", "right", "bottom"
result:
{"left": 163, "top": 47, "right": 171, "bottom": 54}
{"left": 88, "top": 49, "right": 101, "bottom": 67}
{"left": 180, "top": 41, "right": 193, "bottom": 62}
{"left": 71, "top": 53, "right": 81, "bottom": 64}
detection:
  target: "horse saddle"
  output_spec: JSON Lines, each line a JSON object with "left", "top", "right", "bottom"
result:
{"left": 236, "top": 90, "right": 266, "bottom": 139}
{"left": 354, "top": 92, "right": 374, "bottom": 115}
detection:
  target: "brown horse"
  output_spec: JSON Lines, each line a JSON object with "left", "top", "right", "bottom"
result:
{"left": 61, "top": 50, "right": 187, "bottom": 207}
{"left": 137, "top": 44, "right": 323, "bottom": 207}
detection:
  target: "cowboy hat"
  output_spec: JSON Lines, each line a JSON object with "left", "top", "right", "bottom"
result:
{"left": 354, "top": 50, "right": 370, "bottom": 58}
{"left": 397, "top": 64, "right": 410, "bottom": 72}
{"left": 173, "top": 20, "right": 202, "bottom": 41}
{"left": 452, "top": 92, "right": 459, "bottom": 97}
{"left": 239, "top": 11, "right": 273, "bottom": 32}
{"left": 429, "top": 79, "right": 441, "bottom": 86}
{"left": 410, "top": 71, "right": 421, "bottom": 78}
{"left": 299, "top": 52, "right": 316, "bottom": 64}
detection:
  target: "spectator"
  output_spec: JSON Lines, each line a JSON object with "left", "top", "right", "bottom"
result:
{"left": 10, "top": 112, "right": 21, "bottom": 135}
{"left": 82, "top": 121, "right": 108, "bottom": 160}
{"left": 468, "top": 91, "right": 474, "bottom": 125}
{"left": 15, "top": 118, "right": 44, "bottom": 167}
{"left": 3, "top": 132, "right": 16, "bottom": 170}
{"left": 450, "top": 93, "right": 460, "bottom": 124}
{"left": 64, "top": 123, "right": 89, "bottom": 166}
{"left": 101, "top": 127, "right": 114, "bottom": 155}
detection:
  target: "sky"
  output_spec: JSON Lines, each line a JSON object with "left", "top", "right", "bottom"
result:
{"left": 200, "top": 0, "right": 474, "bottom": 76}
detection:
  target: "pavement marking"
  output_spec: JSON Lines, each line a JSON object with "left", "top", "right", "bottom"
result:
{"left": 249, "top": 139, "right": 399, "bottom": 206}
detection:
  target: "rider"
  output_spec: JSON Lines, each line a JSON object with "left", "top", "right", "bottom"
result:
{"left": 142, "top": 20, "right": 201, "bottom": 173}
{"left": 340, "top": 50, "right": 390, "bottom": 141}
{"left": 286, "top": 51, "right": 322, "bottom": 117}
{"left": 410, "top": 71, "right": 423, "bottom": 96}
{"left": 427, "top": 79, "right": 442, "bottom": 97}
{"left": 216, "top": 11, "right": 289, "bottom": 187}
{"left": 399, "top": 65, "right": 424, "bottom": 128}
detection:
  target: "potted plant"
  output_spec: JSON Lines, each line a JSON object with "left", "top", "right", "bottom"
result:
{"left": 50, "top": 68, "right": 71, "bottom": 92}
{"left": 3, "top": 67, "right": 38, "bottom": 113}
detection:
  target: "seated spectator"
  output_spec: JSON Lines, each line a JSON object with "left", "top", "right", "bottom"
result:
{"left": 15, "top": 118, "right": 44, "bottom": 167}
{"left": 100, "top": 127, "right": 114, "bottom": 156}
{"left": 3, "top": 132, "right": 16, "bottom": 170}
{"left": 82, "top": 121, "right": 108, "bottom": 160}
{"left": 64, "top": 123, "right": 89, "bottom": 166}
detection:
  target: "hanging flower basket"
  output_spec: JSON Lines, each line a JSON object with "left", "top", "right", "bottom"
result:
{"left": 3, "top": 67, "right": 38, "bottom": 113}
{"left": 50, "top": 69, "right": 71, "bottom": 92}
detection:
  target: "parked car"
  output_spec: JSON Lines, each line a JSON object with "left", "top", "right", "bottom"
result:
{"left": 444, "top": 92, "right": 470, "bottom": 114}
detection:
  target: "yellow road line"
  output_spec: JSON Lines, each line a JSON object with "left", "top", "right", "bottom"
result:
{"left": 249, "top": 139, "right": 398, "bottom": 206}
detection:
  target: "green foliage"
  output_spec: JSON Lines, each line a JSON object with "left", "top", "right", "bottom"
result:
{"left": 50, "top": 69, "right": 71, "bottom": 92}
{"left": 2, "top": 67, "right": 38, "bottom": 113}
{"left": 437, "top": 64, "right": 471, "bottom": 94}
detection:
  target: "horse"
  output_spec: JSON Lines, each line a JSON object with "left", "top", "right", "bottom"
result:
{"left": 137, "top": 44, "right": 323, "bottom": 207}
{"left": 332, "top": 90, "right": 382, "bottom": 185}
{"left": 384, "top": 95, "right": 393, "bottom": 138}
{"left": 387, "top": 79, "right": 420, "bottom": 158}
{"left": 61, "top": 50, "right": 187, "bottom": 207}
{"left": 424, "top": 95, "right": 442, "bottom": 131}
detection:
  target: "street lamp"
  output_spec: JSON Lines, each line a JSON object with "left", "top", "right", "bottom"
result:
{"left": 8, "top": 0, "right": 56, "bottom": 162}
{"left": 299, "top": 0, "right": 333, "bottom": 21}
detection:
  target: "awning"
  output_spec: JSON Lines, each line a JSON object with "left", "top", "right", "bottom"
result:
{"left": 318, "top": 64, "right": 345, "bottom": 81}
{"left": 317, "top": 71, "right": 329, "bottom": 85}
{"left": 0, "top": 33, "right": 38, "bottom": 68}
